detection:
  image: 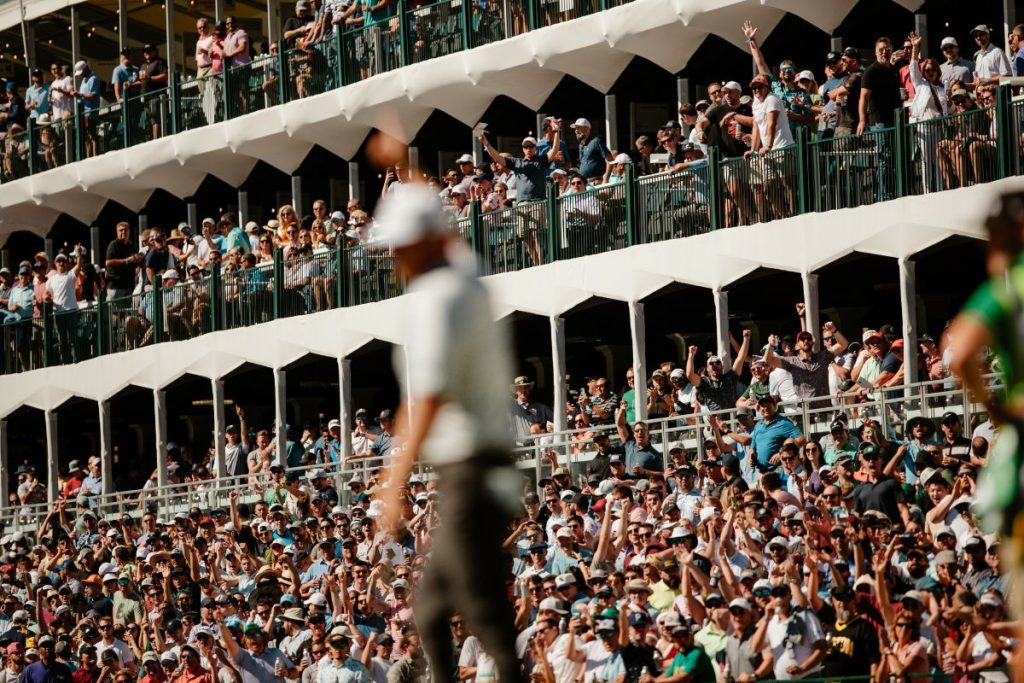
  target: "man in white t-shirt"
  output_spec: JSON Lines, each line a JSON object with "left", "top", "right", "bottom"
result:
{"left": 754, "top": 584, "right": 826, "bottom": 681}
{"left": 45, "top": 252, "right": 81, "bottom": 364}
{"left": 749, "top": 75, "right": 795, "bottom": 152}
{"left": 458, "top": 634, "right": 497, "bottom": 683}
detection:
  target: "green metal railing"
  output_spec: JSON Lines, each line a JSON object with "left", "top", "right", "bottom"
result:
{"left": 0, "top": 0, "right": 641, "bottom": 179}
{"left": 635, "top": 162, "right": 711, "bottom": 242}
{"left": 556, "top": 181, "right": 627, "bottom": 258}
{"left": 10, "top": 90, "right": 1024, "bottom": 374}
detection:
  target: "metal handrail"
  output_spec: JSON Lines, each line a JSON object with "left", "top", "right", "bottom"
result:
{"left": 2, "top": 372, "right": 997, "bottom": 532}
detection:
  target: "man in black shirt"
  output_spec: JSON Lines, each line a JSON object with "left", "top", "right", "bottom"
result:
{"left": 696, "top": 81, "right": 754, "bottom": 225}
{"left": 822, "top": 585, "right": 880, "bottom": 678}
{"left": 283, "top": 1, "right": 315, "bottom": 48}
{"left": 104, "top": 222, "right": 141, "bottom": 299}
{"left": 136, "top": 45, "right": 168, "bottom": 141}
{"left": 851, "top": 444, "right": 907, "bottom": 525}
{"left": 858, "top": 37, "right": 901, "bottom": 201}
{"left": 858, "top": 37, "right": 901, "bottom": 131}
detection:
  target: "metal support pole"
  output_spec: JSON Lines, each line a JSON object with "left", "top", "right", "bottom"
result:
{"left": 0, "top": 421, "right": 8, "bottom": 510}
{"left": 117, "top": 0, "right": 128, "bottom": 49}
{"left": 24, "top": 23, "right": 37, "bottom": 72}
{"left": 899, "top": 257, "right": 919, "bottom": 386}
{"left": 90, "top": 226, "right": 100, "bottom": 266}
{"left": 267, "top": 0, "right": 281, "bottom": 45}
{"left": 0, "top": 251, "right": 8, "bottom": 271}
{"left": 473, "top": 135, "right": 484, "bottom": 166}
{"left": 801, "top": 272, "right": 820, "bottom": 349}
{"left": 712, "top": 287, "right": 730, "bottom": 367}
{"left": 604, "top": 94, "right": 618, "bottom": 152}
{"left": 273, "top": 368, "right": 287, "bottom": 467}
{"left": 676, "top": 77, "right": 689, "bottom": 108}
{"left": 98, "top": 401, "right": 113, "bottom": 495}
{"left": 212, "top": 379, "right": 227, "bottom": 478}
{"left": 914, "top": 14, "right": 928, "bottom": 59}
{"left": 237, "top": 190, "right": 249, "bottom": 229}
{"left": 44, "top": 237, "right": 54, "bottom": 262}
{"left": 628, "top": 301, "right": 647, "bottom": 422}
{"left": 1005, "top": 0, "right": 1017, "bottom": 58}
{"left": 348, "top": 162, "right": 361, "bottom": 204}
{"left": 165, "top": 0, "right": 176, "bottom": 75}
{"left": 291, "top": 175, "right": 304, "bottom": 217}
{"left": 138, "top": 214, "right": 148, "bottom": 248}
{"left": 44, "top": 409, "right": 58, "bottom": 503}
{"left": 338, "top": 357, "right": 352, "bottom": 460}
{"left": 550, "top": 316, "right": 567, "bottom": 432}
{"left": 536, "top": 112, "right": 547, "bottom": 138}
{"left": 154, "top": 390, "right": 168, "bottom": 488}
{"left": 830, "top": 36, "right": 843, "bottom": 53}
{"left": 214, "top": 0, "right": 226, "bottom": 23}
{"left": 69, "top": 7, "right": 80, "bottom": 78}
{"left": 186, "top": 202, "right": 198, "bottom": 232}
{"left": 407, "top": 146, "right": 419, "bottom": 174}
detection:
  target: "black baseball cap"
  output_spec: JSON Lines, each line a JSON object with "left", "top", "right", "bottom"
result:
{"left": 825, "top": 51, "right": 842, "bottom": 64}
{"left": 843, "top": 47, "right": 860, "bottom": 59}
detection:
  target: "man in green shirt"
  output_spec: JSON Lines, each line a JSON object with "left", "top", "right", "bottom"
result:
{"left": 656, "top": 623, "right": 716, "bottom": 683}
{"left": 622, "top": 368, "right": 637, "bottom": 423}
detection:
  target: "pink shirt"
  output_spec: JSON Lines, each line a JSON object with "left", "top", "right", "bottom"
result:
{"left": 223, "top": 29, "right": 252, "bottom": 67}
{"left": 195, "top": 34, "right": 215, "bottom": 68}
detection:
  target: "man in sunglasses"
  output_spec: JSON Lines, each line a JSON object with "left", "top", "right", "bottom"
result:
{"left": 820, "top": 585, "right": 879, "bottom": 680}
{"left": 850, "top": 444, "right": 908, "bottom": 526}
{"left": 723, "top": 598, "right": 767, "bottom": 683}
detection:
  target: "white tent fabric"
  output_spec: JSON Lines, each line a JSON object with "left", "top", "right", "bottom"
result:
{"left": 0, "top": 169, "right": 996, "bottom": 417}
{"left": 0, "top": 0, "right": 923, "bottom": 237}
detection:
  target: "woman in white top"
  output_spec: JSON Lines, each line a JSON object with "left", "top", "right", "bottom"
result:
{"left": 746, "top": 74, "right": 795, "bottom": 222}
{"left": 907, "top": 31, "right": 948, "bottom": 192}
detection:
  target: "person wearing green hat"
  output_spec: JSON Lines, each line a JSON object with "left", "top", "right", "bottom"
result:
{"left": 216, "top": 616, "right": 297, "bottom": 682}
{"left": 316, "top": 630, "right": 374, "bottom": 683}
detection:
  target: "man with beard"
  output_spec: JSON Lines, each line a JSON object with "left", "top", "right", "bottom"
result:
{"left": 647, "top": 558, "right": 681, "bottom": 612}
{"left": 820, "top": 585, "right": 880, "bottom": 680}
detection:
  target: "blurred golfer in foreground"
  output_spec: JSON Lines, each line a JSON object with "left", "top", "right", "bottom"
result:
{"left": 378, "top": 183, "right": 522, "bottom": 683}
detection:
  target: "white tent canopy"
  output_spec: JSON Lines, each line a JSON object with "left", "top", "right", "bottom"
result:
{"left": 0, "top": 171, "right": 994, "bottom": 417}
{"left": 0, "top": 0, "right": 922, "bottom": 237}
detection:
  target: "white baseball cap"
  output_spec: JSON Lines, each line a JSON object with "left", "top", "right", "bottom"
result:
{"left": 722, "top": 81, "right": 743, "bottom": 92}
{"left": 569, "top": 118, "right": 592, "bottom": 129}
{"left": 612, "top": 153, "right": 633, "bottom": 165}
{"left": 372, "top": 184, "right": 449, "bottom": 248}
{"left": 941, "top": 37, "right": 958, "bottom": 48}
{"left": 797, "top": 70, "right": 815, "bottom": 82}
{"left": 73, "top": 60, "right": 87, "bottom": 76}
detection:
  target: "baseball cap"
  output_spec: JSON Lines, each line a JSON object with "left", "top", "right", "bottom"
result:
{"left": 521, "top": 136, "right": 537, "bottom": 146}
{"left": 971, "top": 25, "right": 990, "bottom": 35}
{"left": 825, "top": 50, "right": 842, "bottom": 63}
{"left": 569, "top": 118, "right": 592, "bottom": 129}
{"left": 373, "top": 184, "right": 448, "bottom": 248}
{"left": 721, "top": 81, "right": 743, "bottom": 92}
{"left": 73, "top": 60, "right": 87, "bottom": 76}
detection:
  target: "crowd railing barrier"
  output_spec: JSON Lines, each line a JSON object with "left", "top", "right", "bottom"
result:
{"left": 0, "top": 372, "right": 999, "bottom": 530}
{"left": 6, "top": 92, "right": 1024, "bottom": 379}
{"left": 5, "top": 0, "right": 638, "bottom": 174}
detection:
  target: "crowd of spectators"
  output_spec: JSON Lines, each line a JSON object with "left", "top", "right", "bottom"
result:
{"left": 1, "top": 13, "right": 1022, "bottom": 197}
{"left": 0, "top": 295, "right": 1012, "bottom": 683}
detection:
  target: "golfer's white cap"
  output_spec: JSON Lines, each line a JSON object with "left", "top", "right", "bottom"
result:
{"left": 373, "top": 184, "right": 449, "bottom": 248}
